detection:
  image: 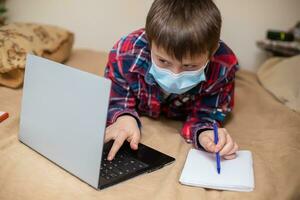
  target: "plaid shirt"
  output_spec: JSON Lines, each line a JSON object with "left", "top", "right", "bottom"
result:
{"left": 104, "top": 28, "right": 238, "bottom": 149}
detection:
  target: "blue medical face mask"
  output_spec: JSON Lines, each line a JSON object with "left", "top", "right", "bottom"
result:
{"left": 149, "top": 58, "right": 208, "bottom": 94}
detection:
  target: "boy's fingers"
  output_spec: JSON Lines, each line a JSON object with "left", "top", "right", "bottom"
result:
{"left": 107, "top": 130, "right": 127, "bottom": 161}
{"left": 129, "top": 131, "right": 140, "bottom": 150}
{"left": 104, "top": 126, "right": 117, "bottom": 143}
{"left": 219, "top": 133, "right": 234, "bottom": 156}
{"left": 104, "top": 128, "right": 113, "bottom": 143}
{"left": 226, "top": 142, "right": 239, "bottom": 156}
{"left": 215, "top": 130, "right": 226, "bottom": 152}
{"left": 200, "top": 135, "right": 216, "bottom": 153}
{"left": 223, "top": 153, "right": 237, "bottom": 160}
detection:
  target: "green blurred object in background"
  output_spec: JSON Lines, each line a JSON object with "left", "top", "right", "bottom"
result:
{"left": 0, "top": 0, "right": 7, "bottom": 26}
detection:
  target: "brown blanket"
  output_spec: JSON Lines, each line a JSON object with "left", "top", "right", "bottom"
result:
{"left": 0, "top": 49, "right": 299, "bottom": 200}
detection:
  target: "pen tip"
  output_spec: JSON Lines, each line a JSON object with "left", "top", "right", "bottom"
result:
{"left": 217, "top": 168, "right": 220, "bottom": 174}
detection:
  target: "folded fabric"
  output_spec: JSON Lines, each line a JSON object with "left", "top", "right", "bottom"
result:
{"left": 0, "top": 22, "right": 74, "bottom": 88}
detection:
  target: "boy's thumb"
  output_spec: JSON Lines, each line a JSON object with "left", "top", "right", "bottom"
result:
{"left": 200, "top": 136, "right": 216, "bottom": 153}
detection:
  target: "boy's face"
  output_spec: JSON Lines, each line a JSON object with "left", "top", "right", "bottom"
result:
{"left": 151, "top": 42, "right": 209, "bottom": 74}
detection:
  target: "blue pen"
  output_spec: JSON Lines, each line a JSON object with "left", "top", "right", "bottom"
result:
{"left": 213, "top": 122, "right": 221, "bottom": 174}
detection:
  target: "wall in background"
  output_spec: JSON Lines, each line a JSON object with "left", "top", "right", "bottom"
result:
{"left": 6, "top": 0, "right": 300, "bottom": 71}
{"left": 214, "top": 0, "right": 300, "bottom": 71}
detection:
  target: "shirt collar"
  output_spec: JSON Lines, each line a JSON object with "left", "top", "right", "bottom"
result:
{"left": 126, "top": 47, "right": 157, "bottom": 85}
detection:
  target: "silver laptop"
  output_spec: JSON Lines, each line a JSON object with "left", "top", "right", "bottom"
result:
{"left": 19, "top": 54, "right": 175, "bottom": 189}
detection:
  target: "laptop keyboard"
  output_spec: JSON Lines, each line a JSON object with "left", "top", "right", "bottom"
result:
{"left": 100, "top": 149, "right": 149, "bottom": 181}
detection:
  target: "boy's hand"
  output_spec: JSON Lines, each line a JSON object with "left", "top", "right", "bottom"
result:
{"left": 198, "top": 128, "right": 238, "bottom": 160}
{"left": 104, "top": 115, "right": 141, "bottom": 161}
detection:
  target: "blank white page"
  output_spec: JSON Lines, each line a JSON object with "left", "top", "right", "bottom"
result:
{"left": 179, "top": 149, "right": 255, "bottom": 192}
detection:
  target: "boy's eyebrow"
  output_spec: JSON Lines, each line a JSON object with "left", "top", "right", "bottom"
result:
{"left": 154, "top": 53, "right": 173, "bottom": 63}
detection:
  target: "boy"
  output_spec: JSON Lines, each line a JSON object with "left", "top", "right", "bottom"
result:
{"left": 104, "top": 0, "right": 239, "bottom": 161}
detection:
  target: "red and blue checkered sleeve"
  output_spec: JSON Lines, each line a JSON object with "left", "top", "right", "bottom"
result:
{"left": 181, "top": 64, "right": 238, "bottom": 149}
{"left": 104, "top": 47, "right": 141, "bottom": 128}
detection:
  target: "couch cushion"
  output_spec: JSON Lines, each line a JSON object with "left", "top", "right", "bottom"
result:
{"left": 257, "top": 55, "right": 300, "bottom": 113}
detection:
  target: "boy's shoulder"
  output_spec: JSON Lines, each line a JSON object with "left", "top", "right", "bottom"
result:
{"left": 212, "top": 41, "right": 238, "bottom": 68}
{"left": 202, "top": 42, "right": 238, "bottom": 91}
{"left": 112, "top": 28, "right": 150, "bottom": 56}
{"left": 108, "top": 29, "right": 150, "bottom": 76}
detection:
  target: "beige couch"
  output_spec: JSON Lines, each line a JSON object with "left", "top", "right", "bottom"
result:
{"left": 0, "top": 49, "right": 299, "bottom": 200}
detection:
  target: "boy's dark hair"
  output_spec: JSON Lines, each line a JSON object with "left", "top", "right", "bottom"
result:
{"left": 145, "top": 0, "right": 222, "bottom": 60}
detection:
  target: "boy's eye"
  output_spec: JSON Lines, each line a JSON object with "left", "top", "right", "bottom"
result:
{"left": 159, "top": 59, "right": 169, "bottom": 65}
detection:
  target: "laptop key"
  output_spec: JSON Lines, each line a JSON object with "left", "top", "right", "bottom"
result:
{"left": 130, "top": 160, "right": 136, "bottom": 164}
{"left": 109, "top": 172, "right": 118, "bottom": 178}
{"left": 100, "top": 151, "right": 149, "bottom": 181}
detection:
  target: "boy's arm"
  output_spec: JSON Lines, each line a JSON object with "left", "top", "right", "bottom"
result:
{"left": 104, "top": 48, "right": 140, "bottom": 128}
{"left": 181, "top": 65, "right": 238, "bottom": 149}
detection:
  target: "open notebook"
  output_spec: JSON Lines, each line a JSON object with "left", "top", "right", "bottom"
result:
{"left": 179, "top": 149, "right": 254, "bottom": 192}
